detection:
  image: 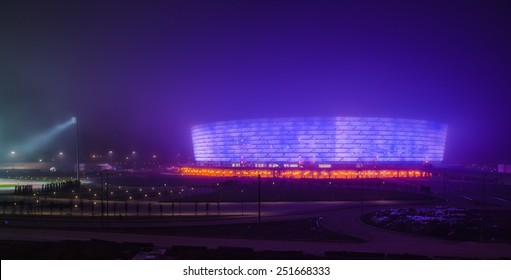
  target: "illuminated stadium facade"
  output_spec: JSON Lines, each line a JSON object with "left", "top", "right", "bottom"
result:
{"left": 181, "top": 117, "right": 447, "bottom": 179}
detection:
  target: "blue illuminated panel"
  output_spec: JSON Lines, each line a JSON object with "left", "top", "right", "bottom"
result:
{"left": 192, "top": 117, "right": 447, "bottom": 163}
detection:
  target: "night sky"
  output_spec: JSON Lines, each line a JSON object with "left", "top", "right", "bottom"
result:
{"left": 1, "top": 0, "right": 510, "bottom": 164}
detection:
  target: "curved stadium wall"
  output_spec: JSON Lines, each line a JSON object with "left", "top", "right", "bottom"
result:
{"left": 191, "top": 117, "right": 447, "bottom": 165}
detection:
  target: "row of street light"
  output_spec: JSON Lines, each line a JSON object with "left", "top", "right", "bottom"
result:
{"left": 4, "top": 150, "right": 160, "bottom": 163}
{"left": 6, "top": 150, "right": 66, "bottom": 162}
{"left": 89, "top": 151, "right": 160, "bottom": 161}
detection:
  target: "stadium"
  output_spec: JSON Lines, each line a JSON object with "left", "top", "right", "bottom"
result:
{"left": 181, "top": 117, "right": 448, "bottom": 179}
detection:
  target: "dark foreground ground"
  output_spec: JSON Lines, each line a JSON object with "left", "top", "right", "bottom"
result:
{"left": 1, "top": 238, "right": 467, "bottom": 260}
{"left": 0, "top": 218, "right": 363, "bottom": 260}
{"left": 2, "top": 172, "right": 511, "bottom": 260}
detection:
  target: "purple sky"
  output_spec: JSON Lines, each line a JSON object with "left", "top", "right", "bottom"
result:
{"left": 1, "top": 0, "right": 511, "bottom": 164}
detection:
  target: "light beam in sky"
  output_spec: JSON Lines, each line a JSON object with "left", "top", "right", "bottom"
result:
{"left": 14, "top": 117, "right": 76, "bottom": 156}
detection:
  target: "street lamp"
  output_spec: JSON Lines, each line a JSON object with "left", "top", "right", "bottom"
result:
{"left": 152, "top": 154, "right": 157, "bottom": 168}
{"left": 108, "top": 150, "right": 113, "bottom": 164}
{"left": 57, "top": 151, "right": 64, "bottom": 170}
{"left": 10, "top": 151, "right": 16, "bottom": 170}
{"left": 131, "top": 151, "right": 136, "bottom": 171}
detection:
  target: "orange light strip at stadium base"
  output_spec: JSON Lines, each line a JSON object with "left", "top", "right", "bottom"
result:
{"left": 179, "top": 167, "right": 431, "bottom": 179}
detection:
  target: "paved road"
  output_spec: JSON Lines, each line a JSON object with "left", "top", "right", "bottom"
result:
{"left": 1, "top": 198, "right": 510, "bottom": 259}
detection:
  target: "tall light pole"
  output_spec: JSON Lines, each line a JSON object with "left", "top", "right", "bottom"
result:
{"left": 73, "top": 117, "right": 79, "bottom": 182}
